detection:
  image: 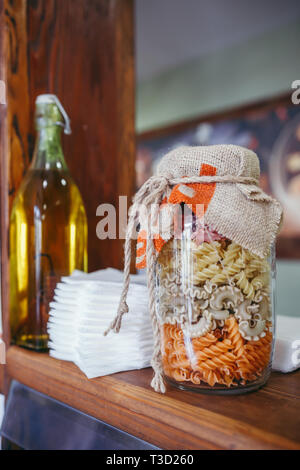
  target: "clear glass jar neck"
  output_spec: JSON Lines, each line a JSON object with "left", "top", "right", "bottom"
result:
{"left": 30, "top": 125, "right": 68, "bottom": 170}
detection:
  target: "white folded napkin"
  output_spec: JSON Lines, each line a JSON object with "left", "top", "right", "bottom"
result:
{"left": 48, "top": 268, "right": 154, "bottom": 379}
{"left": 273, "top": 315, "right": 300, "bottom": 373}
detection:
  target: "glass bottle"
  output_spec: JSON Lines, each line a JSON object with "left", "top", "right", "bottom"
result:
{"left": 156, "top": 213, "right": 275, "bottom": 394}
{"left": 10, "top": 94, "right": 88, "bottom": 351}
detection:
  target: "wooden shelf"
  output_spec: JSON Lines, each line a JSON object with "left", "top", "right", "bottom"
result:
{"left": 6, "top": 346, "right": 300, "bottom": 450}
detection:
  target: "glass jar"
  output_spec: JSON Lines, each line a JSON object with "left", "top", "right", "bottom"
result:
{"left": 156, "top": 216, "right": 275, "bottom": 394}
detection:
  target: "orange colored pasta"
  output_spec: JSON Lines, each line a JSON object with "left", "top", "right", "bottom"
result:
{"left": 161, "top": 319, "right": 272, "bottom": 388}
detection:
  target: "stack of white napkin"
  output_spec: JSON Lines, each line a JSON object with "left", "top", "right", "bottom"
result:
{"left": 48, "top": 269, "right": 153, "bottom": 378}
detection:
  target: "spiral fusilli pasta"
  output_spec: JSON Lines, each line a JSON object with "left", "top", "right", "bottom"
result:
{"left": 157, "top": 237, "right": 273, "bottom": 389}
{"left": 161, "top": 321, "right": 272, "bottom": 387}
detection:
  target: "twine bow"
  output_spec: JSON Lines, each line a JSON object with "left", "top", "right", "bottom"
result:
{"left": 104, "top": 173, "right": 259, "bottom": 393}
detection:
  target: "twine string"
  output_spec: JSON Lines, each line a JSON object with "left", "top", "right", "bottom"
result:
{"left": 104, "top": 173, "right": 259, "bottom": 393}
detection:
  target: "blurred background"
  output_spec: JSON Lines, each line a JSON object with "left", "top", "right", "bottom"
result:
{"left": 135, "top": 0, "right": 300, "bottom": 321}
{"left": 136, "top": 0, "right": 300, "bottom": 258}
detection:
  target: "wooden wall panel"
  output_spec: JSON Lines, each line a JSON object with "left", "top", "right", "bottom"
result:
{"left": 0, "top": 0, "right": 135, "bottom": 391}
{"left": 26, "top": 0, "right": 136, "bottom": 272}
{"left": 5, "top": 0, "right": 31, "bottom": 205}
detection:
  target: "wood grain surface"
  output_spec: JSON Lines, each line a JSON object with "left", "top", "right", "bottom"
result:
{"left": 26, "top": 0, "right": 136, "bottom": 272}
{"left": 6, "top": 346, "right": 300, "bottom": 450}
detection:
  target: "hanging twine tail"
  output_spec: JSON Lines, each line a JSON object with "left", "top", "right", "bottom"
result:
{"left": 104, "top": 207, "right": 136, "bottom": 336}
{"left": 151, "top": 352, "right": 166, "bottom": 394}
{"left": 104, "top": 175, "right": 168, "bottom": 392}
{"left": 104, "top": 176, "right": 168, "bottom": 337}
{"left": 146, "top": 194, "right": 167, "bottom": 393}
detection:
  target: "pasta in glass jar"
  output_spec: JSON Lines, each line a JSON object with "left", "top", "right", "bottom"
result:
{"left": 109, "top": 144, "right": 282, "bottom": 395}
{"left": 156, "top": 219, "right": 275, "bottom": 393}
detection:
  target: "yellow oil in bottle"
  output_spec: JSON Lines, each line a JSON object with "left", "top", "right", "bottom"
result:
{"left": 9, "top": 95, "right": 87, "bottom": 350}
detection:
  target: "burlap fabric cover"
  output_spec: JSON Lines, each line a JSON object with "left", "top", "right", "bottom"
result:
{"left": 156, "top": 144, "right": 282, "bottom": 257}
